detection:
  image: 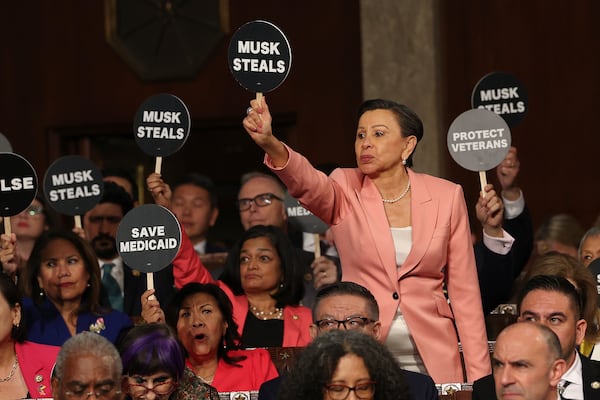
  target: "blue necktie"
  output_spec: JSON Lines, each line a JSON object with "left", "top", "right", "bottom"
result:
{"left": 101, "top": 263, "right": 123, "bottom": 311}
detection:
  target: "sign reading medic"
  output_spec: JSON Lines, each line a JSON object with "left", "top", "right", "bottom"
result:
{"left": 284, "top": 192, "right": 329, "bottom": 258}
{"left": 116, "top": 204, "right": 181, "bottom": 274}
{"left": 43, "top": 155, "right": 104, "bottom": 217}
{"left": 471, "top": 72, "right": 528, "bottom": 127}
{"left": 0, "top": 152, "right": 38, "bottom": 218}
{"left": 228, "top": 20, "right": 292, "bottom": 94}
{"left": 133, "top": 93, "right": 191, "bottom": 173}
{"left": 447, "top": 108, "right": 512, "bottom": 191}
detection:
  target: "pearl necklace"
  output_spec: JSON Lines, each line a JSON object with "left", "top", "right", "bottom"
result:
{"left": 0, "top": 354, "right": 18, "bottom": 383}
{"left": 248, "top": 303, "right": 283, "bottom": 320}
{"left": 381, "top": 180, "right": 411, "bottom": 203}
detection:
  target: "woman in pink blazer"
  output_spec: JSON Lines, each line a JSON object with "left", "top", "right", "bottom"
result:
{"left": 242, "top": 98, "right": 491, "bottom": 383}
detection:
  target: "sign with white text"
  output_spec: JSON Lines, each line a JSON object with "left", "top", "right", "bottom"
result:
{"left": 43, "top": 155, "right": 104, "bottom": 216}
{"left": 471, "top": 72, "right": 528, "bottom": 127}
{"left": 284, "top": 192, "right": 328, "bottom": 234}
{"left": 0, "top": 153, "right": 38, "bottom": 217}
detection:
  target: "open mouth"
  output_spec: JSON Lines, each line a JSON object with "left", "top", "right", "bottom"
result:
{"left": 194, "top": 333, "right": 207, "bottom": 341}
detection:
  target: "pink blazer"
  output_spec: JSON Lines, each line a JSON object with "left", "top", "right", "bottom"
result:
{"left": 267, "top": 145, "right": 491, "bottom": 383}
{"left": 174, "top": 232, "right": 312, "bottom": 347}
{"left": 16, "top": 341, "right": 60, "bottom": 399}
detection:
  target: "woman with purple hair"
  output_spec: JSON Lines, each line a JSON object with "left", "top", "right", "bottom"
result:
{"left": 118, "top": 323, "right": 220, "bottom": 400}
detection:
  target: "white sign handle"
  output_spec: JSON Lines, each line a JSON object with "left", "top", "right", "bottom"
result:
{"left": 154, "top": 156, "right": 163, "bottom": 174}
{"left": 478, "top": 170, "right": 488, "bottom": 196}
{"left": 146, "top": 272, "right": 156, "bottom": 300}
{"left": 74, "top": 215, "right": 82, "bottom": 229}
{"left": 313, "top": 233, "right": 321, "bottom": 259}
{"left": 3, "top": 217, "right": 11, "bottom": 236}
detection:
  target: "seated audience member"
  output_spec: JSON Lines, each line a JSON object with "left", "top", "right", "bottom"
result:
{"left": 579, "top": 226, "right": 600, "bottom": 268}
{"left": 522, "top": 252, "right": 600, "bottom": 359}
{"left": 0, "top": 273, "right": 59, "bottom": 399}
{"left": 280, "top": 329, "right": 411, "bottom": 400}
{"left": 258, "top": 281, "right": 438, "bottom": 400}
{"left": 147, "top": 224, "right": 312, "bottom": 348}
{"left": 473, "top": 275, "right": 600, "bottom": 400}
{"left": 534, "top": 214, "right": 584, "bottom": 258}
{"left": 142, "top": 283, "right": 278, "bottom": 392}
{"left": 19, "top": 230, "right": 132, "bottom": 346}
{"left": 147, "top": 170, "right": 339, "bottom": 308}
{"left": 169, "top": 173, "right": 227, "bottom": 279}
{"left": 492, "top": 322, "right": 566, "bottom": 400}
{"left": 51, "top": 331, "right": 124, "bottom": 400}
{"left": 119, "top": 323, "right": 219, "bottom": 400}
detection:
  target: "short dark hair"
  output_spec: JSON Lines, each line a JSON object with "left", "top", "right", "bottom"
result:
{"left": 165, "top": 283, "right": 245, "bottom": 366}
{"left": 0, "top": 273, "right": 26, "bottom": 342}
{"left": 99, "top": 181, "right": 134, "bottom": 216}
{"left": 102, "top": 167, "right": 139, "bottom": 203}
{"left": 172, "top": 173, "right": 219, "bottom": 209}
{"left": 517, "top": 275, "right": 583, "bottom": 319}
{"left": 118, "top": 323, "right": 185, "bottom": 381}
{"left": 23, "top": 230, "right": 102, "bottom": 314}
{"left": 357, "top": 99, "right": 423, "bottom": 168}
{"left": 280, "top": 330, "right": 411, "bottom": 400}
{"left": 220, "top": 225, "right": 304, "bottom": 307}
{"left": 313, "top": 282, "right": 379, "bottom": 321}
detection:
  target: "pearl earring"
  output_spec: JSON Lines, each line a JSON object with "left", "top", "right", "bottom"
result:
{"left": 402, "top": 159, "right": 407, "bottom": 166}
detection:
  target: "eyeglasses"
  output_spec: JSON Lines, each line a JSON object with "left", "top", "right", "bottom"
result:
{"left": 127, "top": 376, "right": 177, "bottom": 398}
{"left": 64, "top": 387, "right": 121, "bottom": 399}
{"left": 324, "top": 381, "right": 376, "bottom": 400}
{"left": 315, "top": 316, "right": 375, "bottom": 332}
{"left": 236, "top": 193, "right": 283, "bottom": 211}
{"left": 23, "top": 204, "right": 44, "bottom": 217}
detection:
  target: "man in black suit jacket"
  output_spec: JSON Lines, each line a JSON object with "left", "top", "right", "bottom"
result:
{"left": 258, "top": 282, "right": 438, "bottom": 400}
{"left": 473, "top": 275, "right": 600, "bottom": 400}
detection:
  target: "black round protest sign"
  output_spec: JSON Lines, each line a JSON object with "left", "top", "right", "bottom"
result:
{"left": 0, "top": 153, "right": 38, "bottom": 217}
{"left": 116, "top": 204, "right": 181, "bottom": 273}
{"left": 43, "top": 155, "right": 104, "bottom": 216}
{"left": 284, "top": 192, "right": 328, "bottom": 234}
{"left": 228, "top": 20, "right": 292, "bottom": 93}
{"left": 133, "top": 93, "right": 191, "bottom": 157}
{"left": 471, "top": 72, "right": 528, "bottom": 127}
{"left": 447, "top": 109, "right": 512, "bottom": 172}
{"left": 0, "top": 133, "right": 13, "bottom": 152}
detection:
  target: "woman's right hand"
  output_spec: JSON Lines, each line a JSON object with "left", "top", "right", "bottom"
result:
{"left": 141, "top": 289, "right": 165, "bottom": 324}
{"left": 0, "top": 233, "right": 19, "bottom": 275}
{"left": 146, "top": 173, "right": 172, "bottom": 208}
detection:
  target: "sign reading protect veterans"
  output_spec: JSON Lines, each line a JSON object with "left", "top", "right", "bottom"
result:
{"left": 43, "top": 155, "right": 104, "bottom": 216}
{"left": 284, "top": 192, "right": 328, "bottom": 234}
{"left": 133, "top": 93, "right": 191, "bottom": 157}
{"left": 116, "top": 204, "right": 181, "bottom": 273}
{"left": 471, "top": 72, "right": 528, "bottom": 127}
{"left": 447, "top": 108, "right": 512, "bottom": 172}
{"left": 228, "top": 20, "right": 292, "bottom": 93}
{"left": 0, "top": 153, "right": 38, "bottom": 217}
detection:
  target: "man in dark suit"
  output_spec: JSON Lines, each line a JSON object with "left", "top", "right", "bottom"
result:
{"left": 473, "top": 275, "right": 600, "bottom": 400}
{"left": 83, "top": 181, "right": 175, "bottom": 316}
{"left": 258, "top": 282, "right": 438, "bottom": 400}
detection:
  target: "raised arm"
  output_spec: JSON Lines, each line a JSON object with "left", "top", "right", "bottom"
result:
{"left": 242, "top": 97, "right": 289, "bottom": 168}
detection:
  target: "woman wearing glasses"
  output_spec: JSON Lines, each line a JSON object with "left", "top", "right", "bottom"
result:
{"left": 119, "top": 323, "right": 220, "bottom": 400}
{"left": 143, "top": 224, "right": 312, "bottom": 348}
{"left": 280, "top": 329, "right": 411, "bottom": 400}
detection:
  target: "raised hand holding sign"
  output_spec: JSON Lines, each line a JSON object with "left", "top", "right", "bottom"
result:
{"left": 447, "top": 108, "right": 512, "bottom": 193}
{"left": 0, "top": 153, "right": 38, "bottom": 235}
{"left": 228, "top": 20, "right": 292, "bottom": 105}
{"left": 133, "top": 93, "right": 191, "bottom": 174}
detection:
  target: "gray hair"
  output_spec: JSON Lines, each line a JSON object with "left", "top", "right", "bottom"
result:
{"left": 54, "top": 332, "right": 122, "bottom": 382}
{"left": 239, "top": 171, "right": 286, "bottom": 198}
{"left": 579, "top": 226, "right": 600, "bottom": 259}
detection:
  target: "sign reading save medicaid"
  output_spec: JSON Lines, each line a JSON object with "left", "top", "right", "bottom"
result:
{"left": 447, "top": 108, "right": 512, "bottom": 172}
{"left": 228, "top": 20, "right": 292, "bottom": 93}
{"left": 133, "top": 93, "right": 191, "bottom": 158}
{"left": 43, "top": 155, "right": 104, "bottom": 216}
{"left": 116, "top": 204, "right": 181, "bottom": 273}
{"left": 471, "top": 72, "right": 528, "bottom": 127}
{"left": 0, "top": 152, "right": 37, "bottom": 217}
